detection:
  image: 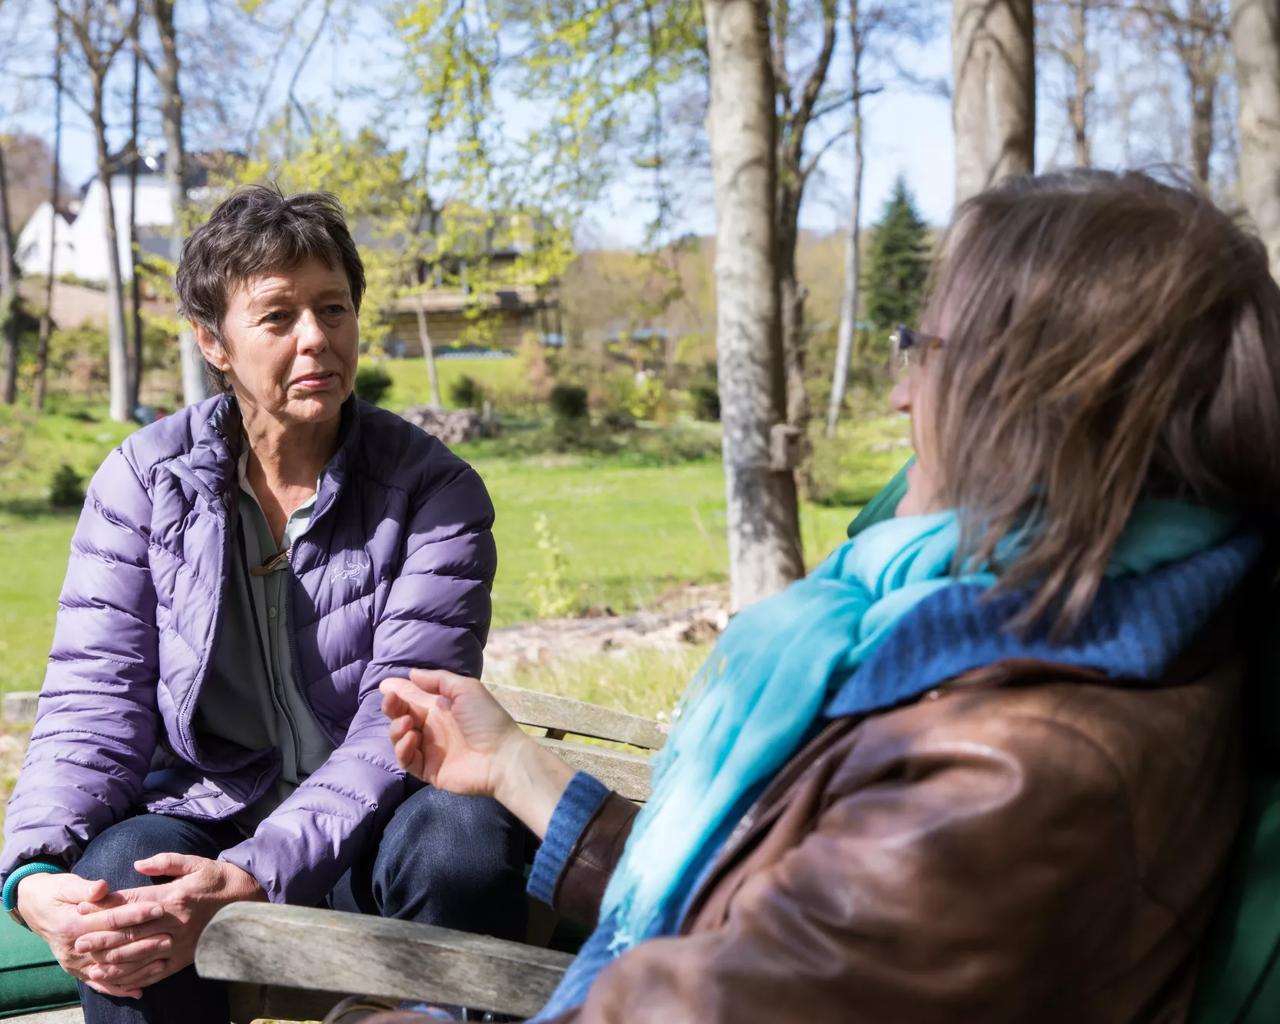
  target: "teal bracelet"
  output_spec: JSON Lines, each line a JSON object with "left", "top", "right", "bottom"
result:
{"left": 1, "top": 862, "right": 65, "bottom": 912}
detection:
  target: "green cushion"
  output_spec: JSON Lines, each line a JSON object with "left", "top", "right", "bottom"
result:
{"left": 1192, "top": 775, "right": 1280, "bottom": 1024}
{"left": 0, "top": 913, "right": 78, "bottom": 1017}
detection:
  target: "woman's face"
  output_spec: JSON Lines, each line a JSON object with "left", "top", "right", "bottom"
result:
{"left": 195, "top": 257, "right": 358, "bottom": 432}
{"left": 889, "top": 333, "right": 942, "bottom": 517}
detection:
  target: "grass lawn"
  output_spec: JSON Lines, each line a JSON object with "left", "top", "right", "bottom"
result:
{"left": 0, "top": 386, "right": 910, "bottom": 695}
{"left": 379, "top": 354, "right": 531, "bottom": 411}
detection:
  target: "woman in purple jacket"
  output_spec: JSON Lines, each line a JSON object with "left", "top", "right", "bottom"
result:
{"left": 0, "top": 187, "right": 526, "bottom": 1024}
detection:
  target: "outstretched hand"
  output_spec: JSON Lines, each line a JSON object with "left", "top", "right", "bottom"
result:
{"left": 379, "top": 669, "right": 525, "bottom": 797}
{"left": 380, "top": 669, "right": 575, "bottom": 839}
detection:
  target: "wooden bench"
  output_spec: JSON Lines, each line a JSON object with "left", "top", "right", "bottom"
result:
{"left": 194, "top": 683, "right": 664, "bottom": 1022}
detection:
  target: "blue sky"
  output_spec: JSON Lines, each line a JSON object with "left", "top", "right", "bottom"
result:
{"left": 6, "top": 6, "right": 958, "bottom": 250}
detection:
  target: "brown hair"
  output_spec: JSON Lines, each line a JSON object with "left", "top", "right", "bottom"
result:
{"left": 176, "top": 185, "right": 366, "bottom": 391}
{"left": 924, "top": 169, "right": 1280, "bottom": 634}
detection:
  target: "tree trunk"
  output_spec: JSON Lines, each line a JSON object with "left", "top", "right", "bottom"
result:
{"left": 1189, "top": 75, "right": 1217, "bottom": 184}
{"left": 704, "top": 0, "right": 805, "bottom": 611}
{"left": 826, "top": 0, "right": 865, "bottom": 438}
{"left": 33, "top": 7, "right": 64, "bottom": 413}
{"left": 127, "top": 40, "right": 143, "bottom": 412}
{"left": 90, "top": 84, "right": 131, "bottom": 423}
{"left": 0, "top": 145, "right": 19, "bottom": 406}
{"left": 155, "top": 0, "right": 206, "bottom": 407}
{"left": 1234, "top": 0, "right": 1280, "bottom": 274}
{"left": 1070, "top": 0, "right": 1092, "bottom": 166}
{"left": 414, "top": 293, "right": 442, "bottom": 407}
{"left": 952, "top": 0, "right": 1036, "bottom": 202}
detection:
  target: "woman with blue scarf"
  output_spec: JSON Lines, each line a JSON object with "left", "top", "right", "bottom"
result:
{"left": 375, "top": 170, "right": 1280, "bottom": 1023}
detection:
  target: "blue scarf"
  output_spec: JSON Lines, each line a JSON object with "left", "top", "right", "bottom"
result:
{"left": 597, "top": 501, "right": 1239, "bottom": 952}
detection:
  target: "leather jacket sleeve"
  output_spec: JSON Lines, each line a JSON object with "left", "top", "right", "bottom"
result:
{"left": 548, "top": 705, "right": 1138, "bottom": 1024}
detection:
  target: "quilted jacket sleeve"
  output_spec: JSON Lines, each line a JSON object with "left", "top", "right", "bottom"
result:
{"left": 219, "top": 456, "right": 496, "bottom": 905}
{"left": 0, "top": 448, "right": 162, "bottom": 886}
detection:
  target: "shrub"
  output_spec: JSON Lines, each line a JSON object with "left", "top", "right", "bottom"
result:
{"left": 690, "top": 383, "right": 720, "bottom": 422}
{"left": 49, "top": 464, "right": 85, "bottom": 509}
{"left": 449, "top": 373, "right": 485, "bottom": 409}
{"left": 549, "top": 383, "right": 589, "bottom": 423}
{"left": 354, "top": 364, "right": 393, "bottom": 406}
{"left": 626, "top": 376, "right": 668, "bottom": 422}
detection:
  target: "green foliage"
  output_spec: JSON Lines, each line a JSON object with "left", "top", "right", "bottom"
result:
{"left": 526, "top": 512, "right": 579, "bottom": 618}
{"left": 864, "top": 176, "right": 931, "bottom": 333}
{"left": 549, "top": 383, "right": 589, "bottom": 423}
{"left": 448, "top": 373, "right": 485, "bottom": 408}
{"left": 48, "top": 464, "right": 85, "bottom": 509}
{"left": 355, "top": 364, "right": 394, "bottom": 406}
{"left": 624, "top": 375, "right": 669, "bottom": 422}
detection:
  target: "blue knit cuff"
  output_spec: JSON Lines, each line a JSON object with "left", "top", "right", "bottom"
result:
{"left": 527, "top": 771, "right": 611, "bottom": 906}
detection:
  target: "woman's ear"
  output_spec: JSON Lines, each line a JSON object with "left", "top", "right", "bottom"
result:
{"left": 193, "top": 322, "right": 230, "bottom": 372}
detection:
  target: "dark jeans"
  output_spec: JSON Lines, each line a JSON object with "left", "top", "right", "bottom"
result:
{"left": 72, "top": 786, "right": 530, "bottom": 1024}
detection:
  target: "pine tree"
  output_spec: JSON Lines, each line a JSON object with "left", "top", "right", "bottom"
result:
{"left": 864, "top": 176, "right": 930, "bottom": 333}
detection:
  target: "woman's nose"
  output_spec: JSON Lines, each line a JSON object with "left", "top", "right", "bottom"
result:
{"left": 890, "top": 375, "right": 912, "bottom": 413}
{"left": 295, "top": 310, "right": 329, "bottom": 353}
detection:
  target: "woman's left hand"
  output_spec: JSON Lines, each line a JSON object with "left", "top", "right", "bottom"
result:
{"left": 72, "top": 854, "right": 266, "bottom": 989}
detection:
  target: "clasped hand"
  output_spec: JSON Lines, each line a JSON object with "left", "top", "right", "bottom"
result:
{"left": 17, "top": 855, "right": 263, "bottom": 999}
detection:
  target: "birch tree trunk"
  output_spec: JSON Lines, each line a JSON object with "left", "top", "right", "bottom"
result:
{"left": 33, "top": 7, "right": 64, "bottom": 413}
{"left": 1233, "top": 0, "right": 1280, "bottom": 273}
{"left": 953, "top": 0, "right": 1036, "bottom": 202}
{"left": 90, "top": 92, "right": 130, "bottom": 422}
{"left": 127, "top": 39, "right": 143, "bottom": 412}
{"left": 0, "top": 145, "right": 19, "bottom": 406}
{"left": 154, "top": 0, "right": 207, "bottom": 406}
{"left": 825, "top": 0, "right": 866, "bottom": 438}
{"left": 414, "top": 293, "right": 442, "bottom": 408}
{"left": 704, "top": 0, "right": 805, "bottom": 610}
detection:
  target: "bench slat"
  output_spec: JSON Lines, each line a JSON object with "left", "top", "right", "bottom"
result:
{"left": 539, "top": 738, "right": 652, "bottom": 802}
{"left": 196, "top": 903, "right": 572, "bottom": 1020}
{"left": 489, "top": 683, "right": 668, "bottom": 750}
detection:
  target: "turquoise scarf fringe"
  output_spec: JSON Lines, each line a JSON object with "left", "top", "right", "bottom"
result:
{"left": 599, "top": 501, "right": 1236, "bottom": 951}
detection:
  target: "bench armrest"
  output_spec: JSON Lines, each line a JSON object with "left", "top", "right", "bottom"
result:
{"left": 195, "top": 903, "right": 572, "bottom": 1019}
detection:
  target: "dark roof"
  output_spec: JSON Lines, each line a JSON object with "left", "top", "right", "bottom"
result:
{"left": 78, "top": 149, "right": 244, "bottom": 196}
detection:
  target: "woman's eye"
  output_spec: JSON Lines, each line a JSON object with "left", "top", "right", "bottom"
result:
{"left": 263, "top": 311, "right": 290, "bottom": 324}
{"left": 324, "top": 305, "right": 348, "bottom": 316}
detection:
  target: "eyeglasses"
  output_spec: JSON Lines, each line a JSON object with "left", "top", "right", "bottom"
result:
{"left": 890, "top": 324, "right": 945, "bottom": 378}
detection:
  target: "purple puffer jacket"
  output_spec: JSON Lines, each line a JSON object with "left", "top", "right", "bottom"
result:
{"left": 0, "top": 393, "right": 496, "bottom": 906}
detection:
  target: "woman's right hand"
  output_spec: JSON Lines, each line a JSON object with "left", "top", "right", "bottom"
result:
{"left": 16, "top": 872, "right": 169, "bottom": 999}
{"left": 380, "top": 669, "right": 576, "bottom": 839}
{"left": 380, "top": 669, "right": 527, "bottom": 798}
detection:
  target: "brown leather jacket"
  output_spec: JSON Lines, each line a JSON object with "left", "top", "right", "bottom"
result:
{"left": 544, "top": 642, "right": 1243, "bottom": 1023}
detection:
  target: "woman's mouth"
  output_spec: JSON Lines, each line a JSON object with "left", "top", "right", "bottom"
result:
{"left": 292, "top": 372, "right": 336, "bottom": 390}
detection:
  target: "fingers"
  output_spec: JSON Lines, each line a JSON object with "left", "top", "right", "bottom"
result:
{"left": 74, "top": 915, "right": 170, "bottom": 955}
{"left": 85, "top": 956, "right": 170, "bottom": 992}
{"left": 134, "top": 852, "right": 201, "bottom": 878}
{"left": 56, "top": 875, "right": 111, "bottom": 905}
{"left": 74, "top": 900, "right": 165, "bottom": 931}
{"left": 388, "top": 713, "right": 416, "bottom": 744}
{"left": 379, "top": 676, "right": 443, "bottom": 717}
{"left": 83, "top": 977, "right": 144, "bottom": 1000}
{"left": 79, "top": 932, "right": 173, "bottom": 964}
{"left": 393, "top": 729, "right": 424, "bottom": 778}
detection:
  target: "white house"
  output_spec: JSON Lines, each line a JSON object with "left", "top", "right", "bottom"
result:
{"left": 15, "top": 150, "right": 218, "bottom": 283}
{"left": 15, "top": 201, "right": 76, "bottom": 279}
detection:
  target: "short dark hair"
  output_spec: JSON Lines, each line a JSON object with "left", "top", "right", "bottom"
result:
{"left": 177, "top": 185, "right": 366, "bottom": 390}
